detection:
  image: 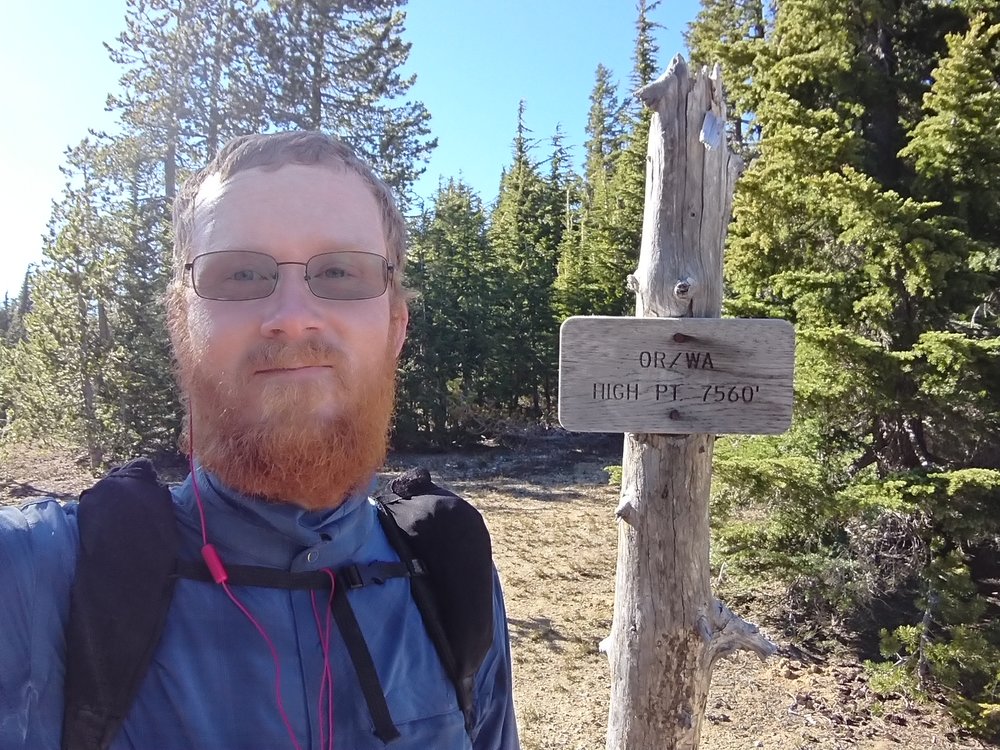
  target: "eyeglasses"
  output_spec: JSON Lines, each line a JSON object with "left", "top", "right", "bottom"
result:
{"left": 185, "top": 250, "right": 394, "bottom": 301}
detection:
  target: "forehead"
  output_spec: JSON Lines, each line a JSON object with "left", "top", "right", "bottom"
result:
{"left": 189, "top": 164, "right": 386, "bottom": 258}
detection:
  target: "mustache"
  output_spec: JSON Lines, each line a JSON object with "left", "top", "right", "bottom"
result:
{"left": 245, "top": 339, "right": 346, "bottom": 372}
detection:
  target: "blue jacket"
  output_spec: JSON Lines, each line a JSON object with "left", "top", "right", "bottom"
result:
{"left": 0, "top": 466, "right": 519, "bottom": 749}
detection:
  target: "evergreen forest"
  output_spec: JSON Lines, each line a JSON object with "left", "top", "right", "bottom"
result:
{"left": 0, "top": 0, "right": 998, "bottom": 737}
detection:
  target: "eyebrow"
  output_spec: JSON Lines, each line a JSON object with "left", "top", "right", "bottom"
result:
{"left": 208, "top": 242, "right": 378, "bottom": 253}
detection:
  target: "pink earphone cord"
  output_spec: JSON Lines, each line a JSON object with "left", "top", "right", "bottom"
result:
{"left": 189, "top": 413, "right": 336, "bottom": 750}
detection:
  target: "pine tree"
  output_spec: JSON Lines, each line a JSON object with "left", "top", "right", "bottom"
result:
{"left": 100, "top": 133, "right": 181, "bottom": 457}
{"left": 588, "top": 0, "right": 661, "bottom": 317}
{"left": 630, "top": 0, "right": 661, "bottom": 96}
{"left": 555, "top": 65, "right": 621, "bottom": 318}
{"left": 0, "top": 296, "right": 10, "bottom": 340}
{"left": 538, "top": 127, "right": 577, "bottom": 402}
{"left": 488, "top": 102, "right": 563, "bottom": 418}
{"left": 107, "top": 0, "right": 197, "bottom": 200}
{"left": 3, "top": 270, "right": 33, "bottom": 345}
{"left": 398, "top": 179, "right": 497, "bottom": 445}
{"left": 685, "top": 0, "right": 772, "bottom": 150}
{"left": 694, "top": 0, "right": 1000, "bottom": 732}
{"left": 2, "top": 133, "right": 184, "bottom": 465}
{"left": 5, "top": 139, "right": 121, "bottom": 466}
{"left": 902, "top": 13, "right": 1000, "bottom": 248}
{"left": 583, "top": 64, "right": 624, "bottom": 189}
{"left": 107, "top": 0, "right": 272, "bottom": 196}
{"left": 260, "top": 0, "right": 435, "bottom": 197}
{"left": 0, "top": 291, "right": 16, "bottom": 434}
{"left": 187, "top": 0, "right": 270, "bottom": 158}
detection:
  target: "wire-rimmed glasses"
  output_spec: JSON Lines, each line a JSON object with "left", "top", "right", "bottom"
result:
{"left": 185, "top": 250, "right": 394, "bottom": 301}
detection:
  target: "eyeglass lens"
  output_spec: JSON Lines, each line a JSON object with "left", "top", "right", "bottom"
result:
{"left": 191, "top": 251, "right": 390, "bottom": 301}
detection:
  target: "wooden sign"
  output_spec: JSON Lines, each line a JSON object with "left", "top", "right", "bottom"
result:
{"left": 558, "top": 316, "right": 794, "bottom": 434}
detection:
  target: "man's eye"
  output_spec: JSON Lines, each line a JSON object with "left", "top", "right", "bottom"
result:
{"left": 317, "top": 266, "right": 349, "bottom": 279}
{"left": 230, "top": 269, "right": 263, "bottom": 281}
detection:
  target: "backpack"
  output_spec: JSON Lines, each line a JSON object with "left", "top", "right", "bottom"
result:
{"left": 61, "top": 459, "right": 494, "bottom": 750}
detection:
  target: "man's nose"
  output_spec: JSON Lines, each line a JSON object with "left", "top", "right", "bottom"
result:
{"left": 259, "top": 270, "right": 324, "bottom": 338}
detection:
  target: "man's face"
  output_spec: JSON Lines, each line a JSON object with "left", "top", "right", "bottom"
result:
{"left": 174, "top": 163, "right": 408, "bottom": 507}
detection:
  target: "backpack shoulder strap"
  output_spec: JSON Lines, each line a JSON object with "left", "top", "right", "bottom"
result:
{"left": 375, "top": 467, "right": 494, "bottom": 732}
{"left": 63, "top": 458, "right": 178, "bottom": 750}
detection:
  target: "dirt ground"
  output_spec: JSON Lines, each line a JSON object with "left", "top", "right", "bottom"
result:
{"left": 1, "top": 438, "right": 992, "bottom": 750}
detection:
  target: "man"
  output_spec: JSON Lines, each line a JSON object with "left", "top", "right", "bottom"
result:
{"left": 0, "top": 131, "right": 520, "bottom": 749}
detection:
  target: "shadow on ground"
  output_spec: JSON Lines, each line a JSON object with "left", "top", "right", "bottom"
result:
{"left": 1, "top": 479, "right": 77, "bottom": 502}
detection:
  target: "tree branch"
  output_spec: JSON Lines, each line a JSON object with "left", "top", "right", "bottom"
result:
{"left": 904, "top": 417, "right": 939, "bottom": 470}
{"left": 846, "top": 446, "right": 877, "bottom": 478}
{"left": 698, "top": 597, "right": 776, "bottom": 668}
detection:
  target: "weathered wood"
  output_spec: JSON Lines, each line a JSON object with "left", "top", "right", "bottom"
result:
{"left": 558, "top": 316, "right": 794, "bottom": 434}
{"left": 605, "top": 56, "right": 775, "bottom": 750}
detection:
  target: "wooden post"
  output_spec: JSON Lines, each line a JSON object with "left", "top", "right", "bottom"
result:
{"left": 604, "top": 56, "right": 775, "bottom": 750}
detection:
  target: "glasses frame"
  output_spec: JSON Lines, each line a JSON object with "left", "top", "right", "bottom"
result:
{"left": 185, "top": 250, "right": 395, "bottom": 301}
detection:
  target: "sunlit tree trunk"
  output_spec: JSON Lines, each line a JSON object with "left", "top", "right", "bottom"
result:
{"left": 605, "top": 57, "right": 773, "bottom": 750}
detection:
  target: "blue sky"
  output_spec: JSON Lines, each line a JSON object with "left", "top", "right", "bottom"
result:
{"left": 0, "top": 0, "right": 702, "bottom": 300}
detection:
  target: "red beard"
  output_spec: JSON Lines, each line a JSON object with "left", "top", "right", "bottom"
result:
{"left": 176, "top": 334, "right": 398, "bottom": 509}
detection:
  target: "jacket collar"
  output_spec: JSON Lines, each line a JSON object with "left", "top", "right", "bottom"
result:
{"left": 171, "top": 463, "right": 378, "bottom": 570}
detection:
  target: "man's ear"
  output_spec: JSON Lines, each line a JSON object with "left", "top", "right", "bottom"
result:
{"left": 391, "top": 302, "right": 409, "bottom": 358}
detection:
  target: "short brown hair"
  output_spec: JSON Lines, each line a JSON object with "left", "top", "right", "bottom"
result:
{"left": 170, "top": 131, "right": 408, "bottom": 299}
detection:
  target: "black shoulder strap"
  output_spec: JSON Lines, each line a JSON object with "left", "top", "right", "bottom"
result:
{"left": 63, "top": 458, "right": 177, "bottom": 750}
{"left": 375, "top": 468, "right": 495, "bottom": 732}
{"left": 173, "top": 558, "right": 409, "bottom": 744}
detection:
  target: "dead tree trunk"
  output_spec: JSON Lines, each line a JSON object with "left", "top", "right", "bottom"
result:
{"left": 605, "top": 56, "right": 774, "bottom": 750}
